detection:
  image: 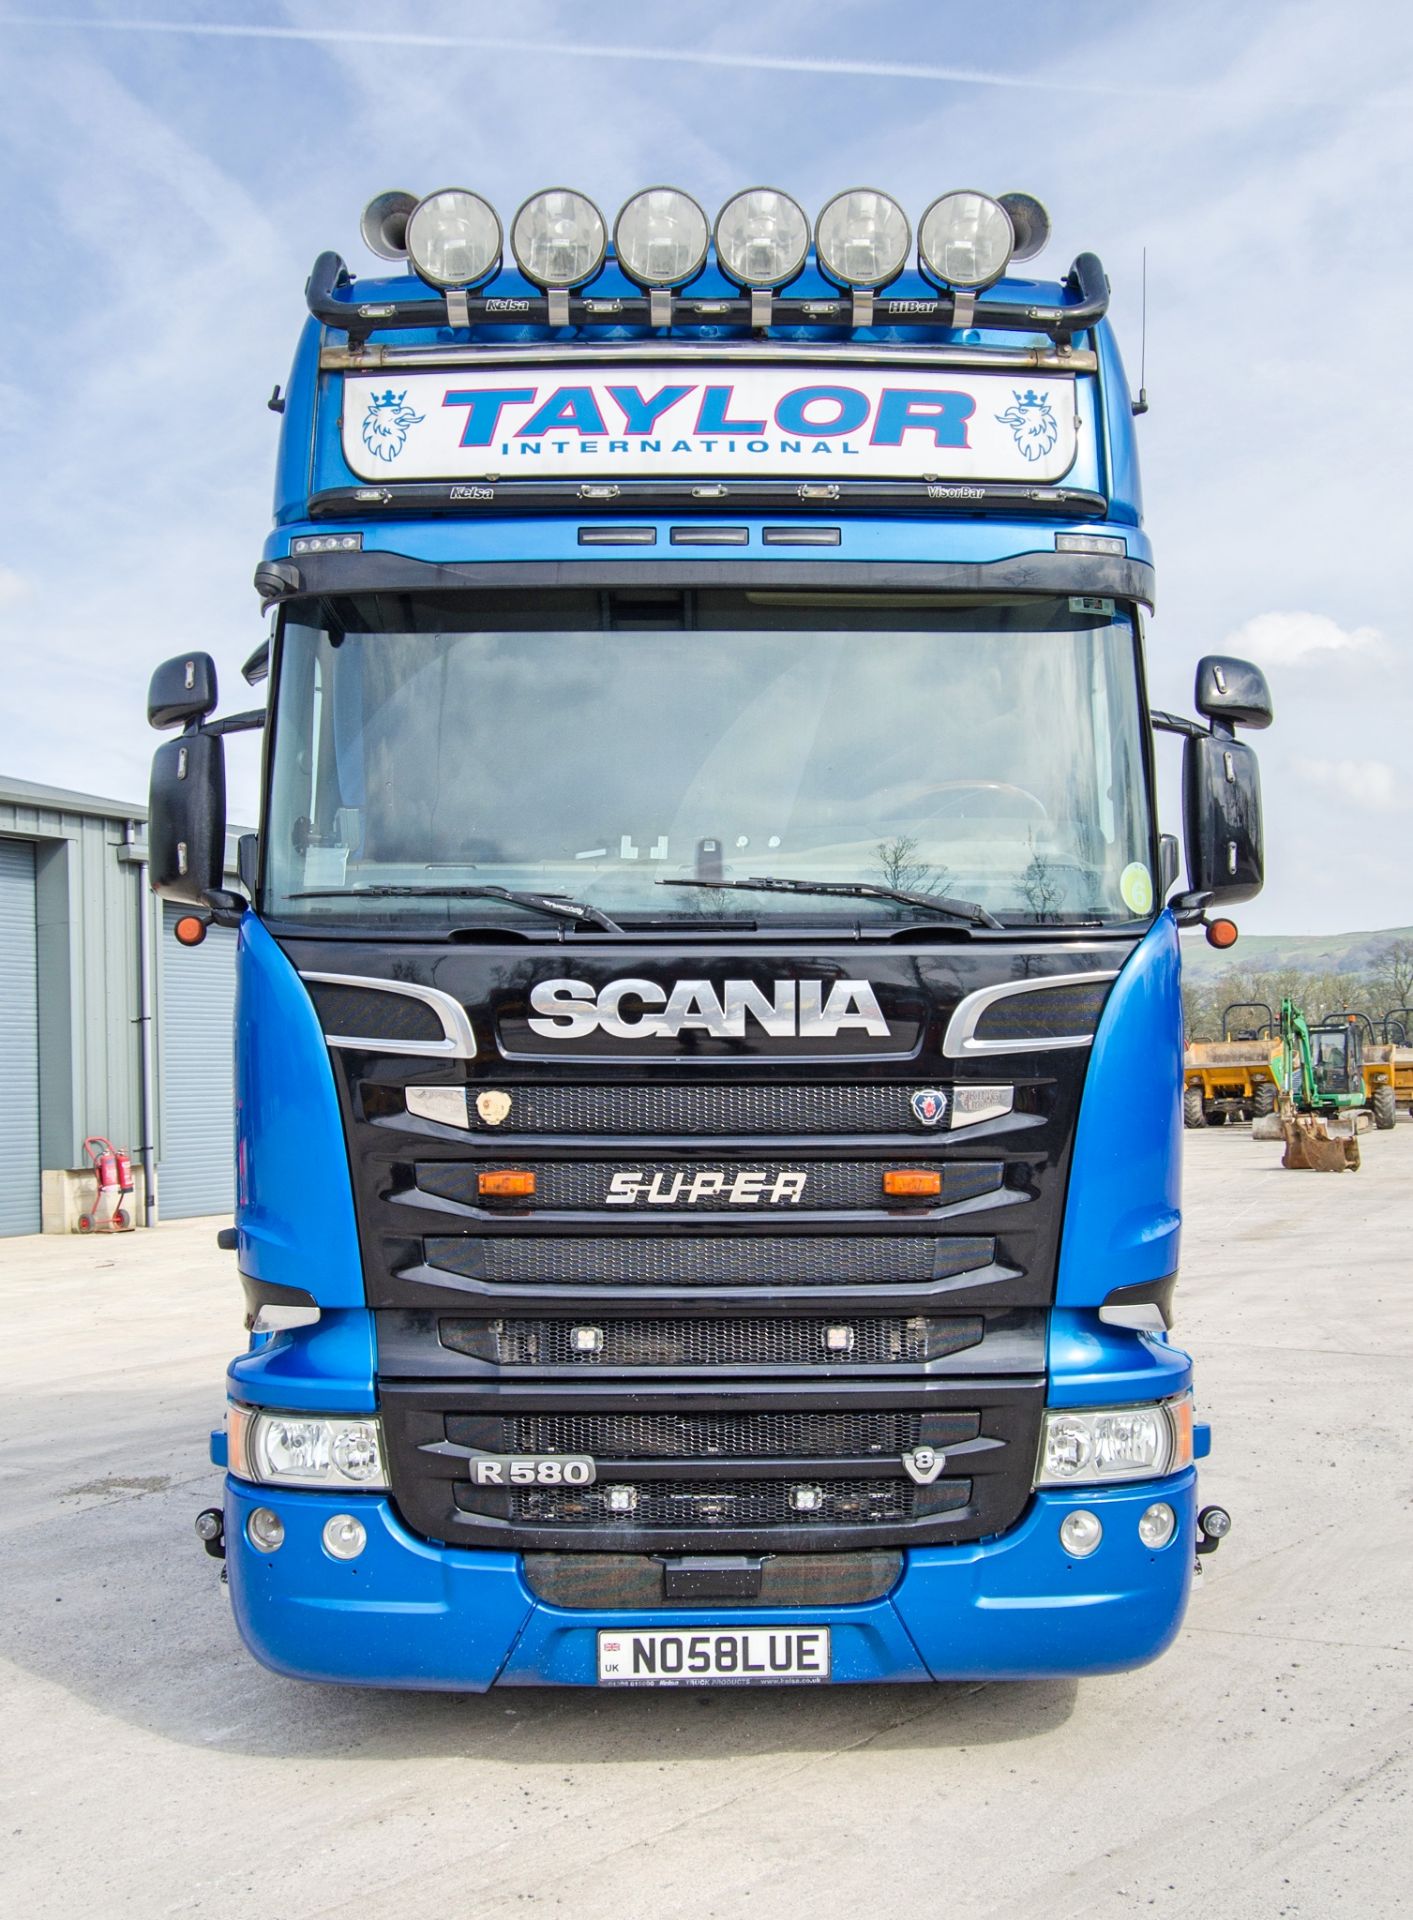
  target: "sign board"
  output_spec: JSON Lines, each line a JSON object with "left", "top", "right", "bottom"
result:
{"left": 341, "top": 365, "right": 1078, "bottom": 485}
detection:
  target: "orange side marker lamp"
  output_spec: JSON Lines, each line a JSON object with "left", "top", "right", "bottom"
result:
{"left": 883, "top": 1169, "right": 942, "bottom": 1200}
{"left": 477, "top": 1169, "right": 536, "bottom": 1200}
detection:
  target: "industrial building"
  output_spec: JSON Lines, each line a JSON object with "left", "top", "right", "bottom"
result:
{"left": 0, "top": 774, "right": 243, "bottom": 1236}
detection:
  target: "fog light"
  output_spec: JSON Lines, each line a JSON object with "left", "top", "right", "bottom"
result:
{"left": 322, "top": 1514, "right": 367, "bottom": 1560}
{"left": 1138, "top": 1501, "right": 1176, "bottom": 1549}
{"left": 247, "top": 1506, "right": 285, "bottom": 1553}
{"left": 606, "top": 1485, "right": 637, "bottom": 1514}
{"left": 1199, "top": 1504, "right": 1232, "bottom": 1541}
{"left": 1059, "top": 1508, "right": 1102, "bottom": 1557}
{"left": 791, "top": 1484, "right": 824, "bottom": 1513}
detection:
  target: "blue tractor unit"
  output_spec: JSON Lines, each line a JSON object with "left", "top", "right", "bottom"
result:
{"left": 156, "top": 184, "right": 1268, "bottom": 1689}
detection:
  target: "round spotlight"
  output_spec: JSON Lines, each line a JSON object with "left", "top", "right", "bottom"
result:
{"left": 714, "top": 187, "right": 810, "bottom": 289}
{"left": 360, "top": 189, "right": 418, "bottom": 261}
{"left": 322, "top": 1514, "right": 367, "bottom": 1561}
{"left": 918, "top": 190, "right": 1015, "bottom": 291}
{"left": 614, "top": 186, "right": 709, "bottom": 288}
{"left": 1138, "top": 1501, "right": 1177, "bottom": 1550}
{"left": 511, "top": 188, "right": 607, "bottom": 289}
{"left": 998, "top": 191, "right": 1051, "bottom": 263}
{"left": 194, "top": 1508, "right": 223, "bottom": 1543}
{"left": 815, "top": 188, "right": 911, "bottom": 289}
{"left": 406, "top": 188, "right": 502, "bottom": 290}
{"left": 1059, "top": 1509, "right": 1102, "bottom": 1558}
{"left": 247, "top": 1506, "right": 285, "bottom": 1553}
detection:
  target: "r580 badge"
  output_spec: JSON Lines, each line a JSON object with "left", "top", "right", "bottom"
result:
{"left": 466, "top": 1454, "right": 596, "bottom": 1486}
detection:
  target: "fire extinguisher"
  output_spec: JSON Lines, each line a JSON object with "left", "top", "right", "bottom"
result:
{"left": 79, "top": 1136, "right": 135, "bottom": 1233}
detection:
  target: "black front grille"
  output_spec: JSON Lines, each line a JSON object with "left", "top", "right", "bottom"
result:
{"left": 423, "top": 1232, "right": 994, "bottom": 1288}
{"left": 451, "top": 1082, "right": 973, "bottom": 1135}
{"left": 974, "top": 978, "right": 1112, "bottom": 1043}
{"left": 480, "top": 1476, "right": 969, "bottom": 1529}
{"left": 440, "top": 1313, "right": 983, "bottom": 1368}
{"left": 491, "top": 1408, "right": 982, "bottom": 1459}
{"left": 416, "top": 1157, "right": 1004, "bottom": 1212}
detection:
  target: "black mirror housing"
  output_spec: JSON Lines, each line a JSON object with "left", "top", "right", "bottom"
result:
{"left": 1183, "top": 732, "right": 1264, "bottom": 904}
{"left": 148, "top": 652, "right": 219, "bottom": 730}
{"left": 149, "top": 730, "right": 226, "bottom": 904}
{"left": 1194, "top": 655, "right": 1273, "bottom": 732}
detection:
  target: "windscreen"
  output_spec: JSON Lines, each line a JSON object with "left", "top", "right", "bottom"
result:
{"left": 264, "top": 588, "right": 1154, "bottom": 932}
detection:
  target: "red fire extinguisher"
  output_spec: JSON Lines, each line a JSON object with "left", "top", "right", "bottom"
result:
{"left": 79, "top": 1136, "right": 135, "bottom": 1234}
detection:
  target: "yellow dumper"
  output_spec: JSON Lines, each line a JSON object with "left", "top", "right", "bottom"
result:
{"left": 1183, "top": 1001, "right": 1281, "bottom": 1127}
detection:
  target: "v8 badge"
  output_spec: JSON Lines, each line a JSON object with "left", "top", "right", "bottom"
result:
{"left": 476, "top": 1089, "right": 513, "bottom": 1126}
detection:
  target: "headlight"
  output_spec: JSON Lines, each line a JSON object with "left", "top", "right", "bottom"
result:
{"left": 227, "top": 1404, "right": 388, "bottom": 1490}
{"left": 406, "top": 188, "right": 502, "bottom": 289}
{"left": 614, "top": 186, "right": 709, "bottom": 288}
{"left": 511, "top": 188, "right": 607, "bottom": 288}
{"left": 1035, "top": 1393, "right": 1193, "bottom": 1487}
{"left": 918, "top": 189, "right": 1015, "bottom": 291}
{"left": 815, "top": 188, "right": 911, "bottom": 289}
{"left": 714, "top": 187, "right": 809, "bottom": 288}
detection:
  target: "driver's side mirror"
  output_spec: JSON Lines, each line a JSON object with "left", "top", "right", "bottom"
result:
{"left": 147, "top": 653, "right": 226, "bottom": 907}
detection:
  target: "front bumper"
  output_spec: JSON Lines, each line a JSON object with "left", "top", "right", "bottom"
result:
{"left": 224, "top": 1468, "right": 1196, "bottom": 1689}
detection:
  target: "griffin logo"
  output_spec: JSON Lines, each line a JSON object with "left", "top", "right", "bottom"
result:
{"left": 361, "top": 388, "right": 425, "bottom": 462}
{"left": 994, "top": 388, "right": 1059, "bottom": 462}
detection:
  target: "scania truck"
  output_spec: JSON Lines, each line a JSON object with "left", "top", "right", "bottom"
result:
{"left": 151, "top": 183, "right": 1269, "bottom": 1688}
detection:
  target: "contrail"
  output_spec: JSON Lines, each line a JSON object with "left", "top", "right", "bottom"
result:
{"left": 0, "top": 14, "right": 1176, "bottom": 96}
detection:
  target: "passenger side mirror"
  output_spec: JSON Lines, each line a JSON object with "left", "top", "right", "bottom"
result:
{"left": 1183, "top": 731, "right": 1263, "bottom": 904}
{"left": 1194, "top": 655, "right": 1272, "bottom": 734}
{"left": 148, "top": 651, "right": 219, "bottom": 730}
{"left": 149, "top": 728, "right": 227, "bottom": 906}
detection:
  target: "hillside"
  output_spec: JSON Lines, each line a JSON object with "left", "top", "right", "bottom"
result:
{"left": 1179, "top": 924, "right": 1413, "bottom": 980}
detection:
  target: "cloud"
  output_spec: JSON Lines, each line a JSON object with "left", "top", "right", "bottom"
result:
{"left": 0, "top": 566, "right": 32, "bottom": 608}
{"left": 1295, "top": 757, "right": 1404, "bottom": 813}
{"left": 1222, "top": 611, "right": 1384, "bottom": 668}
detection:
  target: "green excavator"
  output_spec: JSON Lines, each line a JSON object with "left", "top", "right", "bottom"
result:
{"left": 1272, "top": 996, "right": 1366, "bottom": 1171}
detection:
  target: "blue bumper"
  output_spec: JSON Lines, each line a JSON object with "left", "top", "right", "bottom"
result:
{"left": 224, "top": 1470, "right": 1196, "bottom": 1690}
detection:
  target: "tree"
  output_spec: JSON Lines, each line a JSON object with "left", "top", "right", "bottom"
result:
{"left": 1369, "top": 939, "right": 1413, "bottom": 1021}
{"left": 875, "top": 834, "right": 951, "bottom": 897}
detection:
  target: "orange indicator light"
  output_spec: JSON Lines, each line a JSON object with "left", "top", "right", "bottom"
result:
{"left": 174, "top": 914, "right": 208, "bottom": 947}
{"left": 478, "top": 1170, "right": 536, "bottom": 1199}
{"left": 883, "top": 1169, "right": 942, "bottom": 1198}
{"left": 1205, "top": 918, "right": 1239, "bottom": 949}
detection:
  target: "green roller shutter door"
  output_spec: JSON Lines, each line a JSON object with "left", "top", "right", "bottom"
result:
{"left": 0, "top": 839, "right": 41, "bottom": 1235}
{"left": 158, "top": 905, "right": 238, "bottom": 1218}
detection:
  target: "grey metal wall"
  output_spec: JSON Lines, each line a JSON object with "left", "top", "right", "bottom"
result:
{"left": 0, "top": 838, "right": 41, "bottom": 1234}
{"left": 157, "top": 904, "right": 238, "bottom": 1218}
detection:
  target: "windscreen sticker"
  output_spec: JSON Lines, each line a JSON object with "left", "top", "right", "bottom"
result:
{"left": 1120, "top": 862, "right": 1154, "bottom": 914}
{"left": 303, "top": 846, "right": 348, "bottom": 888}
{"left": 339, "top": 366, "right": 1080, "bottom": 484}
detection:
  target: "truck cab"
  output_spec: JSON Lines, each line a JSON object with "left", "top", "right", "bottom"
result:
{"left": 152, "top": 183, "right": 1268, "bottom": 1688}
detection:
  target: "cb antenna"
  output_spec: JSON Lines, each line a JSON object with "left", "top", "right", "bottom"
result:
{"left": 1132, "top": 246, "right": 1150, "bottom": 416}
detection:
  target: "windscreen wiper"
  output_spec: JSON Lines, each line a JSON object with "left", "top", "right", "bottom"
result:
{"left": 657, "top": 876, "right": 1003, "bottom": 929}
{"left": 287, "top": 884, "right": 623, "bottom": 932}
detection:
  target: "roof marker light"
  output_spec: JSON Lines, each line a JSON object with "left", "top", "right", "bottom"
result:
{"left": 714, "top": 187, "right": 809, "bottom": 289}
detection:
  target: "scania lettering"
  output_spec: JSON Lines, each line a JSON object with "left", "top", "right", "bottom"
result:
{"left": 152, "top": 180, "right": 1267, "bottom": 1690}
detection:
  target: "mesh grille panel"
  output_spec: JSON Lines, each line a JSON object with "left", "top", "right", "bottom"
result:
{"left": 973, "top": 979, "right": 1111, "bottom": 1043}
{"left": 308, "top": 982, "right": 444, "bottom": 1044}
{"left": 440, "top": 1314, "right": 983, "bottom": 1367}
{"left": 490, "top": 1477, "right": 969, "bottom": 1528}
{"left": 454, "top": 1083, "right": 964, "bottom": 1135}
{"left": 424, "top": 1233, "right": 993, "bottom": 1287}
{"left": 417, "top": 1158, "right": 1003, "bottom": 1212}
{"left": 498, "top": 1408, "right": 982, "bottom": 1459}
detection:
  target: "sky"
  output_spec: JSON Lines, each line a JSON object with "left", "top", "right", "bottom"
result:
{"left": 0, "top": 0, "right": 1408, "bottom": 934}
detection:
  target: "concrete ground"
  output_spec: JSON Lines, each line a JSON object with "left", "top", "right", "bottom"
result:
{"left": 2, "top": 1128, "right": 1410, "bottom": 1920}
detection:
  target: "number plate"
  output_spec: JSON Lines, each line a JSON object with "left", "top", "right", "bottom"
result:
{"left": 597, "top": 1626, "right": 831, "bottom": 1686}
